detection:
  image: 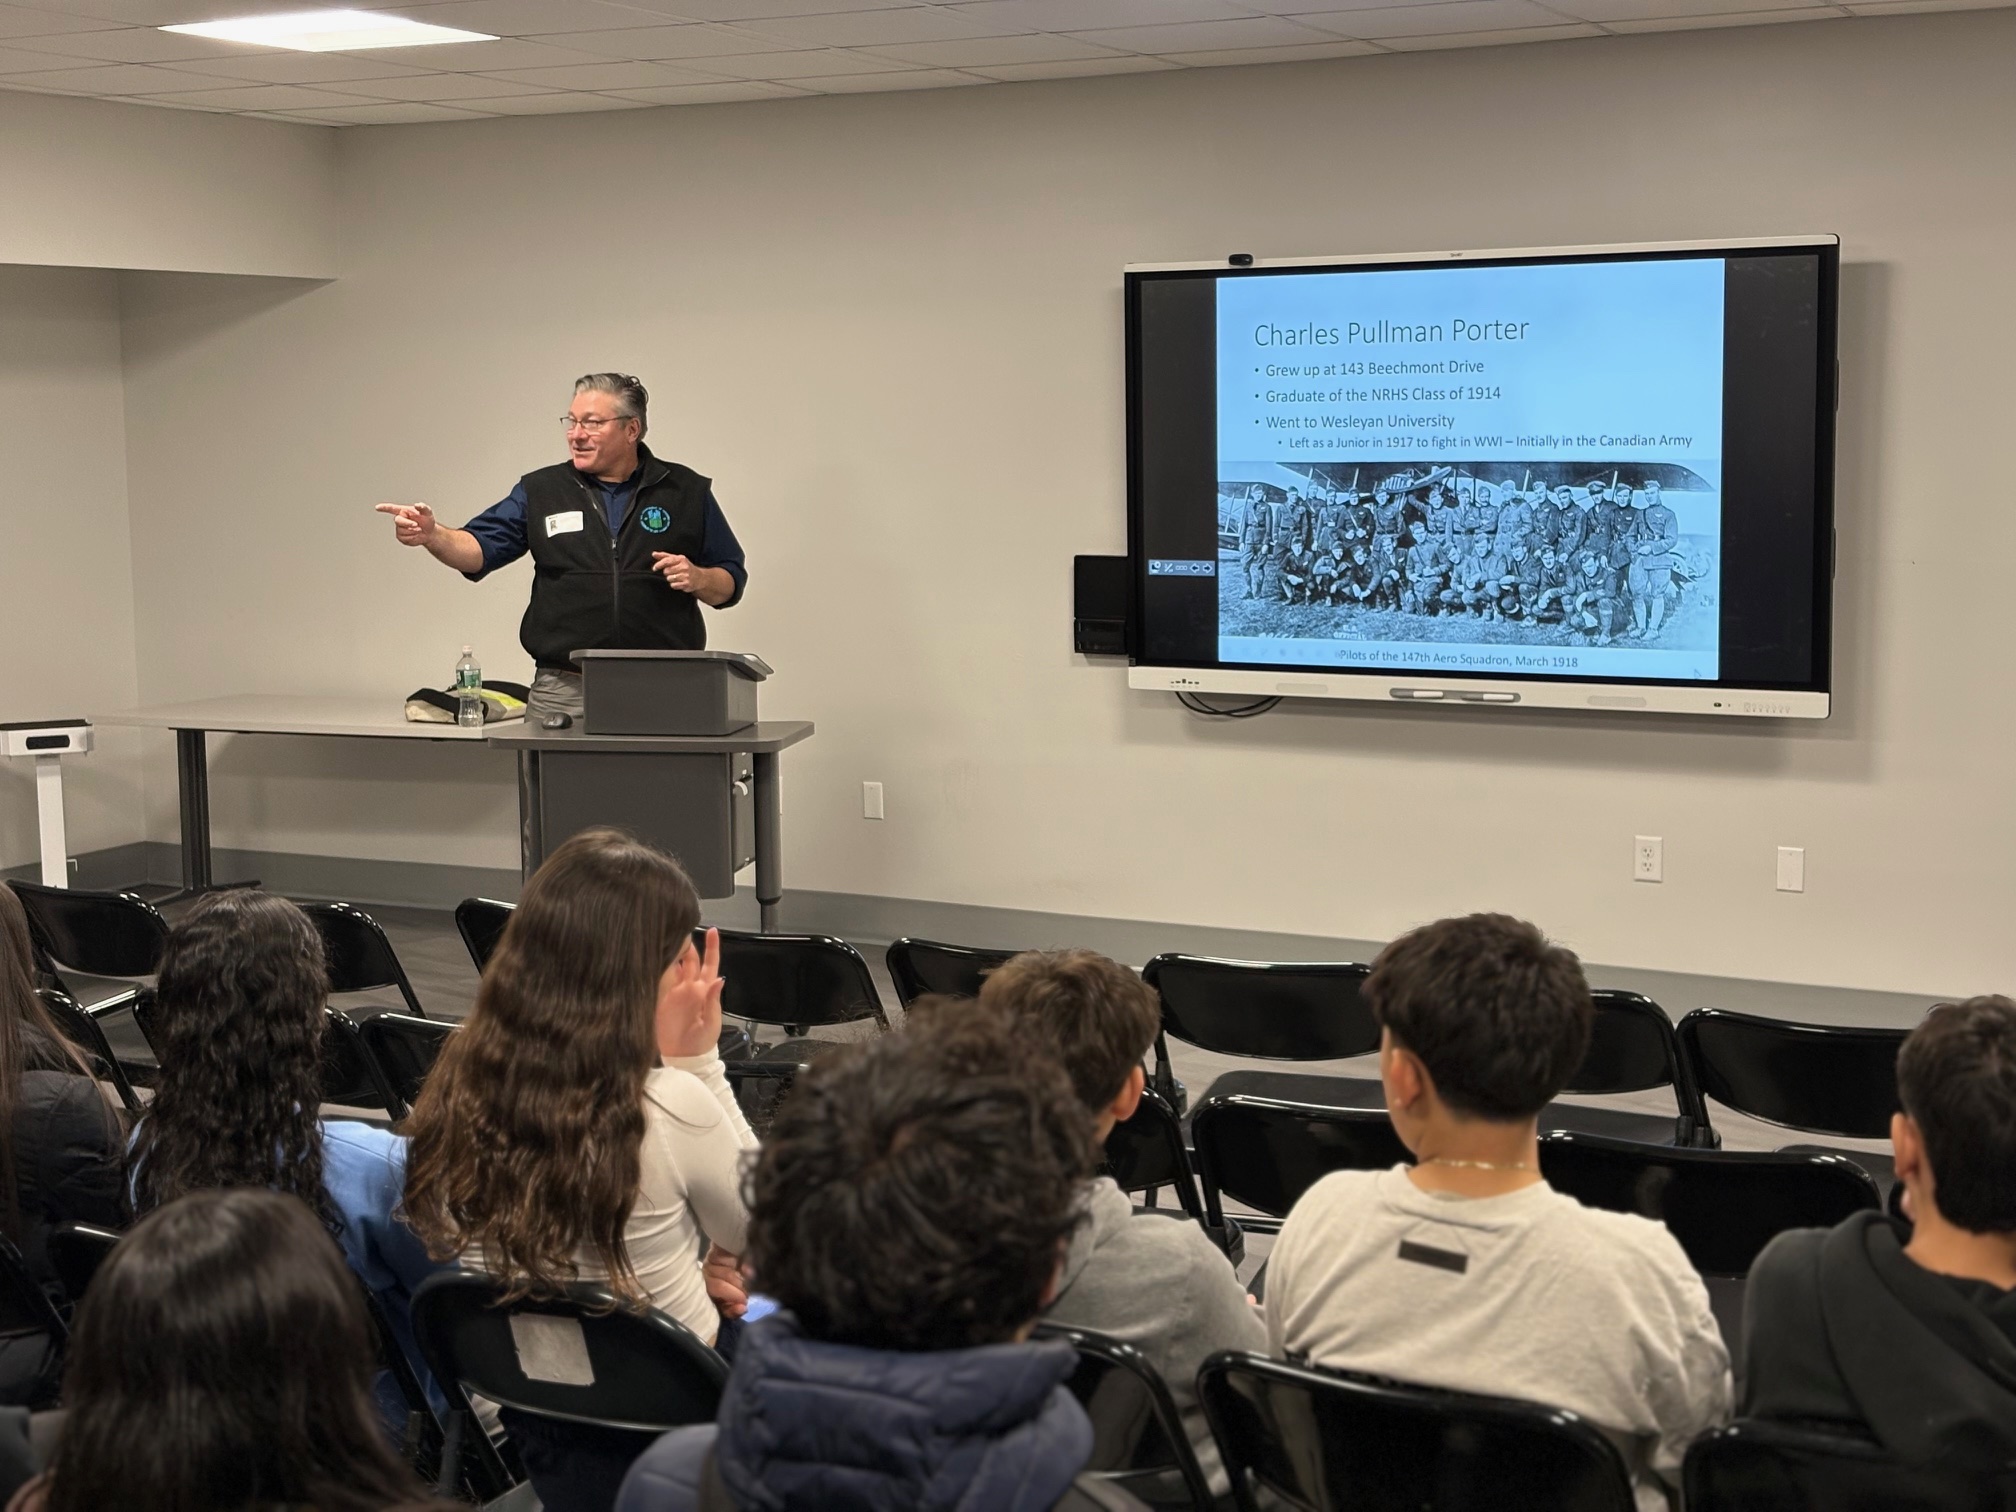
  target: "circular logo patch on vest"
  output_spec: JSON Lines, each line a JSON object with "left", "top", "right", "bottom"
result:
{"left": 640, "top": 505, "right": 672, "bottom": 534}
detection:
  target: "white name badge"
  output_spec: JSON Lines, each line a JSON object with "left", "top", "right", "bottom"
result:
{"left": 544, "top": 510, "right": 584, "bottom": 537}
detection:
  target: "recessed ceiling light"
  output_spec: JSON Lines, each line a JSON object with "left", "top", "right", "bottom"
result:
{"left": 161, "top": 9, "right": 498, "bottom": 52}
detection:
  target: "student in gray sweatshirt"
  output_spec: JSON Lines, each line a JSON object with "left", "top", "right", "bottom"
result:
{"left": 976, "top": 951, "right": 1267, "bottom": 1491}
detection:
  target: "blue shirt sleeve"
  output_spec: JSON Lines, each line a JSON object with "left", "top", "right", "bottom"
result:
{"left": 694, "top": 490, "right": 747, "bottom": 608}
{"left": 462, "top": 483, "right": 531, "bottom": 581}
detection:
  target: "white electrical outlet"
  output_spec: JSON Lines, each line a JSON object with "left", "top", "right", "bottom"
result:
{"left": 1634, "top": 835, "right": 1663, "bottom": 883}
{"left": 862, "top": 781, "right": 885, "bottom": 821}
{"left": 1777, "top": 846, "right": 1805, "bottom": 892}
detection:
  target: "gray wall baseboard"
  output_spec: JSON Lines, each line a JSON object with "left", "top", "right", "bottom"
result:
{"left": 11, "top": 845, "right": 1942, "bottom": 1030}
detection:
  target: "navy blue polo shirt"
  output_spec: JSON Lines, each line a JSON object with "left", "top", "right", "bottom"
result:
{"left": 460, "top": 464, "right": 747, "bottom": 606}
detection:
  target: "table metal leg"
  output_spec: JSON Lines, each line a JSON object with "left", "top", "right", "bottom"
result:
{"left": 753, "top": 750, "right": 782, "bottom": 933}
{"left": 517, "top": 750, "right": 544, "bottom": 880}
{"left": 176, "top": 728, "right": 213, "bottom": 893}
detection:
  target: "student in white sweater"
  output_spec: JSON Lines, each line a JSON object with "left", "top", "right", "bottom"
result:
{"left": 1264, "top": 914, "right": 1731, "bottom": 1512}
{"left": 403, "top": 827, "right": 757, "bottom": 1512}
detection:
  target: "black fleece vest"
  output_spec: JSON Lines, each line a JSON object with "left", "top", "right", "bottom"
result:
{"left": 517, "top": 449, "right": 712, "bottom": 669}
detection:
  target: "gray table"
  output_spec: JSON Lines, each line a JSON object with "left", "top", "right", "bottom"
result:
{"left": 489, "top": 721, "right": 814, "bottom": 931}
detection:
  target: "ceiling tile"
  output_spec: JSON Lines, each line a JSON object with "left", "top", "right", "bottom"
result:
{"left": 948, "top": 0, "right": 1257, "bottom": 26}
{"left": 1602, "top": 6, "right": 1838, "bottom": 22}
{"left": 736, "top": 6, "right": 1030, "bottom": 46}
{"left": 275, "top": 100, "right": 495, "bottom": 123}
{"left": 962, "top": 52, "right": 1182, "bottom": 76}
{"left": 339, "top": 68, "right": 564, "bottom": 98}
{"left": 1841, "top": 0, "right": 2015, "bottom": 11}
{"left": 167, "top": 51, "right": 440, "bottom": 82}
{"left": 523, "top": 23, "right": 798, "bottom": 59}
{"left": 142, "top": 82, "right": 395, "bottom": 108}
{"left": 444, "top": 88, "right": 656, "bottom": 111}
{"left": 378, "top": 0, "right": 685, "bottom": 35}
{"left": 607, "top": 77, "right": 812, "bottom": 100}
{"left": 13, "top": 0, "right": 294, "bottom": 22}
{"left": 0, "top": 4, "right": 122, "bottom": 38}
{"left": 0, "top": 58, "right": 240, "bottom": 91}
{"left": 1160, "top": 37, "right": 1383, "bottom": 60}
{"left": 1379, "top": 19, "right": 1606, "bottom": 42}
{"left": 611, "top": 0, "right": 922, "bottom": 17}
{"left": 858, "top": 32, "right": 1126, "bottom": 64}
{"left": 1063, "top": 16, "right": 1346, "bottom": 48}
{"left": 669, "top": 45, "right": 916, "bottom": 75}
{"left": 1297, "top": 0, "right": 1582, "bottom": 36}
{"left": 0, "top": 40, "right": 92, "bottom": 68}
{"left": 475, "top": 57, "right": 741, "bottom": 86}
{"left": 793, "top": 65, "right": 992, "bottom": 89}
{"left": 1545, "top": 0, "right": 1825, "bottom": 19}
{"left": 336, "top": 38, "right": 619, "bottom": 71}
{"left": 0, "top": 25, "right": 279, "bottom": 61}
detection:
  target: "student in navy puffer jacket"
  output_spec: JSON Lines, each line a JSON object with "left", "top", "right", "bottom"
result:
{"left": 617, "top": 1003, "right": 1145, "bottom": 1512}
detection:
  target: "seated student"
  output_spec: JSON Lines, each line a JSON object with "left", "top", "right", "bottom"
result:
{"left": 7, "top": 1188, "right": 458, "bottom": 1512}
{"left": 1743, "top": 995, "right": 2016, "bottom": 1466}
{"left": 976, "top": 949, "right": 1265, "bottom": 1491}
{"left": 0, "top": 887, "right": 124, "bottom": 1309}
{"left": 1265, "top": 913, "right": 1730, "bottom": 1512}
{"left": 616, "top": 1012, "right": 1145, "bottom": 1512}
{"left": 128, "top": 889, "right": 440, "bottom": 1425}
{"left": 403, "top": 829, "right": 756, "bottom": 1512}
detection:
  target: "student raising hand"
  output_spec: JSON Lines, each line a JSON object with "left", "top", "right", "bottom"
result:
{"left": 657, "top": 926, "right": 726, "bottom": 1061}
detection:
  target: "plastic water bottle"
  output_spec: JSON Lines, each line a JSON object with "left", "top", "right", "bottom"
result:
{"left": 455, "top": 645, "right": 483, "bottom": 727}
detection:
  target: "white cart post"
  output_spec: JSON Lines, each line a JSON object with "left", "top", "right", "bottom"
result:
{"left": 2, "top": 720, "right": 92, "bottom": 888}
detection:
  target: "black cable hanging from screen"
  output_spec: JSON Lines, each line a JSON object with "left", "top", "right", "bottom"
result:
{"left": 1175, "top": 691, "right": 1282, "bottom": 719}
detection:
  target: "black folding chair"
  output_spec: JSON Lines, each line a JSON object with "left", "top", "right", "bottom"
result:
{"left": 361, "top": 1013, "right": 458, "bottom": 1113}
{"left": 302, "top": 901, "right": 428, "bottom": 1018}
{"left": 1199, "top": 1351, "right": 1637, "bottom": 1512}
{"left": 1684, "top": 1419, "right": 2016, "bottom": 1511}
{"left": 1537, "top": 1131, "right": 1880, "bottom": 1278}
{"left": 1191, "top": 1094, "right": 1410, "bottom": 1236}
{"left": 455, "top": 898, "right": 515, "bottom": 973}
{"left": 1542, "top": 990, "right": 1713, "bottom": 1147}
{"left": 1103, "top": 1087, "right": 1208, "bottom": 1225}
{"left": 1037, "top": 1323, "right": 1214, "bottom": 1511}
{"left": 7, "top": 879, "right": 168, "bottom": 1010}
{"left": 320, "top": 1009, "right": 409, "bottom": 1121}
{"left": 884, "top": 937, "right": 1022, "bottom": 1007}
{"left": 410, "top": 1271, "right": 725, "bottom": 1497}
{"left": 46, "top": 1222, "right": 120, "bottom": 1310}
{"left": 1142, "top": 955, "right": 1380, "bottom": 1114}
{"left": 713, "top": 929, "right": 889, "bottom": 1059}
{"left": 0, "top": 1232, "right": 67, "bottom": 1410}
{"left": 1676, "top": 1008, "right": 1907, "bottom": 1186}
{"left": 36, "top": 984, "right": 143, "bottom": 1111}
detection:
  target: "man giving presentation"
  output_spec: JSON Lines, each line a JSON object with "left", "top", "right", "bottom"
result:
{"left": 376, "top": 372, "right": 747, "bottom": 722}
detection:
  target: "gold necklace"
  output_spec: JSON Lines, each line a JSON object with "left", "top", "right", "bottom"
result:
{"left": 1420, "top": 1155, "right": 1536, "bottom": 1173}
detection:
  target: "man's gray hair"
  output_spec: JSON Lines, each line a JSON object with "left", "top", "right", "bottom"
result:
{"left": 574, "top": 372, "right": 648, "bottom": 437}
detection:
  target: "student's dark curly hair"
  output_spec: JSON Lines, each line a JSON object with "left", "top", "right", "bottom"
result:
{"left": 42, "top": 1189, "right": 458, "bottom": 1512}
{"left": 130, "top": 890, "right": 332, "bottom": 1223}
{"left": 743, "top": 1007, "right": 1097, "bottom": 1352}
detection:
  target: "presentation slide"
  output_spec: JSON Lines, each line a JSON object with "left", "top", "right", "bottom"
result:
{"left": 1214, "top": 259, "right": 1724, "bottom": 681}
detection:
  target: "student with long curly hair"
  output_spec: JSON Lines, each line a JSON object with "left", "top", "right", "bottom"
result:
{"left": 128, "top": 888, "right": 440, "bottom": 1412}
{"left": 403, "top": 828, "right": 756, "bottom": 1512}
{"left": 0, "top": 886, "right": 123, "bottom": 1401}
{"left": 6, "top": 1188, "right": 458, "bottom": 1512}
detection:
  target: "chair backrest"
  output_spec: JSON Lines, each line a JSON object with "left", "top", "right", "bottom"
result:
{"left": 455, "top": 897, "right": 516, "bottom": 973}
{"left": 1684, "top": 1420, "right": 2016, "bottom": 1512}
{"left": 1101, "top": 1087, "right": 1205, "bottom": 1224}
{"left": 884, "top": 937, "right": 1023, "bottom": 1007}
{"left": 1143, "top": 955, "right": 1378, "bottom": 1062}
{"left": 302, "top": 901, "right": 426, "bottom": 1017}
{"left": 0, "top": 1231, "right": 67, "bottom": 1409}
{"left": 360, "top": 1013, "right": 459, "bottom": 1113}
{"left": 319, "top": 1009, "right": 407, "bottom": 1120}
{"left": 1677, "top": 1009, "right": 1907, "bottom": 1139}
{"left": 1191, "top": 1094, "right": 1410, "bottom": 1229}
{"left": 7, "top": 879, "right": 168, "bottom": 979}
{"left": 1199, "top": 1352, "right": 1638, "bottom": 1512}
{"left": 1037, "top": 1323, "right": 1215, "bottom": 1512}
{"left": 46, "top": 1222, "right": 120, "bottom": 1308}
{"left": 35, "top": 985, "right": 141, "bottom": 1112}
{"left": 410, "top": 1271, "right": 727, "bottom": 1433}
{"left": 1537, "top": 1131, "right": 1881, "bottom": 1278}
{"left": 1555, "top": 990, "right": 1711, "bottom": 1145}
{"left": 714, "top": 929, "right": 888, "bottom": 1030}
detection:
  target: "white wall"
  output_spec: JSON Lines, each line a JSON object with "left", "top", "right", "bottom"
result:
{"left": 113, "top": 11, "right": 2016, "bottom": 993}
{"left": 0, "top": 265, "right": 145, "bottom": 869}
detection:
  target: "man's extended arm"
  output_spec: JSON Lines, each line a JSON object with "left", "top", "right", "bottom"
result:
{"left": 376, "top": 502, "right": 486, "bottom": 574}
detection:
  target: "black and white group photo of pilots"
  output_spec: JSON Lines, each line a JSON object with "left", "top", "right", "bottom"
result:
{"left": 1218, "top": 461, "right": 1717, "bottom": 654}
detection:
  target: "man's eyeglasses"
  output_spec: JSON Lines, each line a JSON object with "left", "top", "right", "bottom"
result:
{"left": 562, "top": 415, "right": 627, "bottom": 434}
